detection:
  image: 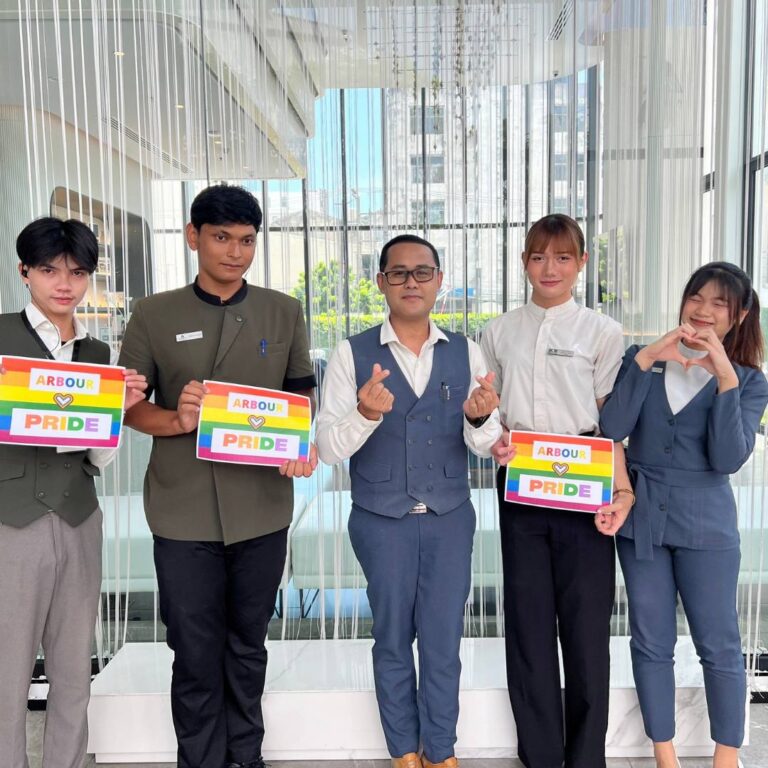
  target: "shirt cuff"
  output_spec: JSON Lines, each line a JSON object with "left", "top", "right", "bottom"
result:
{"left": 283, "top": 374, "right": 317, "bottom": 392}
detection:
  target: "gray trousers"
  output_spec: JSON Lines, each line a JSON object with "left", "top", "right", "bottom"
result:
{"left": 0, "top": 509, "right": 102, "bottom": 768}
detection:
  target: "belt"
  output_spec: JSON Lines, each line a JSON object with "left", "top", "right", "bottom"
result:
{"left": 629, "top": 463, "right": 728, "bottom": 561}
{"left": 409, "top": 502, "right": 428, "bottom": 514}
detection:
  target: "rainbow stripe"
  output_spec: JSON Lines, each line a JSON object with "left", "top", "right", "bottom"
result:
{"left": 196, "top": 380, "right": 311, "bottom": 467}
{"left": 504, "top": 431, "right": 614, "bottom": 513}
{"left": 0, "top": 355, "right": 125, "bottom": 449}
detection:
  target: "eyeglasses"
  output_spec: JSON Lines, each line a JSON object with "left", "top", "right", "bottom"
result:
{"left": 381, "top": 267, "right": 438, "bottom": 285}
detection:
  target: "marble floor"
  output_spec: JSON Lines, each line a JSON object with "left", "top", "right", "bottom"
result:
{"left": 24, "top": 701, "right": 768, "bottom": 768}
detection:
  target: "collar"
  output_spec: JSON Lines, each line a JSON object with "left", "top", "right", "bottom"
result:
{"left": 193, "top": 277, "right": 248, "bottom": 306}
{"left": 379, "top": 317, "right": 449, "bottom": 348}
{"left": 525, "top": 296, "right": 579, "bottom": 319}
{"left": 24, "top": 301, "right": 88, "bottom": 345}
{"left": 678, "top": 340, "right": 708, "bottom": 360}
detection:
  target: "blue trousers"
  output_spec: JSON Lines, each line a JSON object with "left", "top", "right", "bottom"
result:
{"left": 616, "top": 537, "right": 745, "bottom": 747}
{"left": 348, "top": 502, "right": 475, "bottom": 762}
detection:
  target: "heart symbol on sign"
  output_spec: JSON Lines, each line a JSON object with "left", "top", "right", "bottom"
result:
{"left": 552, "top": 462, "right": 569, "bottom": 477}
{"left": 53, "top": 393, "right": 73, "bottom": 409}
{"left": 248, "top": 415, "right": 265, "bottom": 431}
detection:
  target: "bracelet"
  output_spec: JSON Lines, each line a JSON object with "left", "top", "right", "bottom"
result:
{"left": 613, "top": 488, "right": 636, "bottom": 506}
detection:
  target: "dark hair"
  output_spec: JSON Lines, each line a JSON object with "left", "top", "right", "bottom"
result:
{"left": 523, "top": 213, "right": 585, "bottom": 262}
{"left": 16, "top": 217, "right": 98, "bottom": 273}
{"left": 190, "top": 184, "right": 263, "bottom": 232}
{"left": 680, "top": 261, "right": 763, "bottom": 369}
{"left": 379, "top": 234, "right": 440, "bottom": 272}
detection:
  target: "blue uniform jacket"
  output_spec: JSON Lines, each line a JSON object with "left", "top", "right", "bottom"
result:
{"left": 600, "top": 344, "right": 768, "bottom": 560}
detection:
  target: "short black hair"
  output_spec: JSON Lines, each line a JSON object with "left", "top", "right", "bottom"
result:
{"left": 190, "top": 184, "right": 263, "bottom": 232}
{"left": 16, "top": 217, "right": 99, "bottom": 272}
{"left": 379, "top": 234, "right": 440, "bottom": 272}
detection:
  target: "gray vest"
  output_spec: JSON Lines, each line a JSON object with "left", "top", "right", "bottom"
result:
{"left": 348, "top": 325, "right": 471, "bottom": 518}
{"left": 0, "top": 312, "right": 110, "bottom": 528}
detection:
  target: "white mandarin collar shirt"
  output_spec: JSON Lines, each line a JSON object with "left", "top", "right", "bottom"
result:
{"left": 664, "top": 341, "right": 713, "bottom": 416}
{"left": 480, "top": 298, "right": 625, "bottom": 436}
{"left": 316, "top": 318, "right": 502, "bottom": 465}
{"left": 23, "top": 302, "right": 117, "bottom": 469}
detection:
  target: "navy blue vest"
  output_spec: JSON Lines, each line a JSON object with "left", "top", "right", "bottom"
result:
{"left": 348, "top": 325, "right": 471, "bottom": 518}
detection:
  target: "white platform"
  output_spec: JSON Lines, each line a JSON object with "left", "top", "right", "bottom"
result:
{"left": 87, "top": 636, "right": 747, "bottom": 762}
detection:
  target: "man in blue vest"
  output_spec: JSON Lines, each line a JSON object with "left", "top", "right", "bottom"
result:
{"left": 316, "top": 234, "right": 501, "bottom": 768}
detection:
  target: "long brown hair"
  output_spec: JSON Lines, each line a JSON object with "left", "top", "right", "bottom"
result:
{"left": 523, "top": 214, "right": 585, "bottom": 263}
{"left": 679, "top": 262, "right": 763, "bottom": 369}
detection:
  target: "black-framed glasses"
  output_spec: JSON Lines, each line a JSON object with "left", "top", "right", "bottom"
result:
{"left": 381, "top": 266, "right": 438, "bottom": 285}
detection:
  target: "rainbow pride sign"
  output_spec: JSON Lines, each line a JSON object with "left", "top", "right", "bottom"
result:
{"left": 504, "top": 431, "right": 614, "bottom": 513}
{"left": 196, "top": 380, "right": 311, "bottom": 467}
{"left": 0, "top": 355, "right": 126, "bottom": 449}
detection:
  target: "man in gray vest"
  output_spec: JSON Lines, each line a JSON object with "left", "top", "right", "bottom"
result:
{"left": 316, "top": 234, "right": 501, "bottom": 768}
{"left": 0, "top": 217, "right": 147, "bottom": 768}
{"left": 119, "top": 184, "right": 317, "bottom": 768}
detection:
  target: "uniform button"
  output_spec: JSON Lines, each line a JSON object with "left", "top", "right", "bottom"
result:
{"left": 37, "top": 491, "right": 45, "bottom": 498}
{"left": 426, "top": 415, "right": 432, "bottom": 422}
{"left": 235, "top": 315, "right": 243, "bottom": 322}
{"left": 408, "top": 439, "right": 414, "bottom": 445}
{"left": 427, "top": 439, "right": 433, "bottom": 446}
{"left": 63, "top": 491, "right": 70, "bottom": 498}
{"left": 664, "top": 447, "right": 671, "bottom": 454}
{"left": 668, "top": 419, "right": 675, "bottom": 426}
{"left": 427, "top": 484, "right": 433, "bottom": 491}
{"left": 64, "top": 462, "right": 71, "bottom": 469}
{"left": 659, "top": 503, "right": 666, "bottom": 511}
{"left": 428, "top": 463, "right": 434, "bottom": 469}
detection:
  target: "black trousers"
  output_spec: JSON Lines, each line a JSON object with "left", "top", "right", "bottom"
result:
{"left": 154, "top": 527, "right": 288, "bottom": 768}
{"left": 496, "top": 468, "right": 615, "bottom": 768}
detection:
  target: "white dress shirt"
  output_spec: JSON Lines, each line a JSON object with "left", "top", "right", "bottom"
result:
{"left": 316, "top": 318, "right": 502, "bottom": 465}
{"left": 24, "top": 302, "right": 117, "bottom": 470}
{"left": 664, "top": 341, "right": 712, "bottom": 415}
{"left": 480, "top": 298, "right": 625, "bottom": 435}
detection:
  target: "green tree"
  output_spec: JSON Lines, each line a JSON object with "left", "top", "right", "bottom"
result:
{"left": 292, "top": 260, "right": 385, "bottom": 316}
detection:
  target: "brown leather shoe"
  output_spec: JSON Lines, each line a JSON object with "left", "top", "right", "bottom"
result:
{"left": 421, "top": 757, "right": 459, "bottom": 768}
{"left": 391, "top": 753, "right": 421, "bottom": 768}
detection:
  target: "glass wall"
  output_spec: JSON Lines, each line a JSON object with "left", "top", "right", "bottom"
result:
{"left": 2, "top": 0, "right": 768, "bottom": 686}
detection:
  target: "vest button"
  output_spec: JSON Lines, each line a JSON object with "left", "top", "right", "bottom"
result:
{"left": 425, "top": 415, "right": 432, "bottom": 422}
{"left": 428, "top": 463, "right": 434, "bottom": 469}
{"left": 427, "top": 439, "right": 433, "bottom": 446}
{"left": 408, "top": 465, "right": 414, "bottom": 471}
{"left": 37, "top": 491, "right": 45, "bottom": 498}
{"left": 408, "top": 439, "right": 414, "bottom": 445}
{"left": 63, "top": 491, "right": 70, "bottom": 497}
{"left": 427, "top": 484, "right": 433, "bottom": 492}
{"left": 664, "top": 447, "right": 671, "bottom": 454}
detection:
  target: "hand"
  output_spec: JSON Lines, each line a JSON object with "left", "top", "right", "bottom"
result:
{"left": 123, "top": 369, "right": 148, "bottom": 411}
{"left": 491, "top": 428, "right": 517, "bottom": 466}
{"left": 280, "top": 442, "right": 318, "bottom": 478}
{"left": 594, "top": 493, "right": 633, "bottom": 536}
{"left": 175, "top": 380, "right": 206, "bottom": 433}
{"left": 685, "top": 326, "right": 738, "bottom": 389}
{"left": 463, "top": 372, "right": 499, "bottom": 421}
{"left": 635, "top": 324, "right": 696, "bottom": 371}
{"left": 357, "top": 363, "right": 394, "bottom": 421}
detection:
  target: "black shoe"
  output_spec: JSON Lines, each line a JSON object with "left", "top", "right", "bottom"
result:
{"left": 226, "top": 760, "right": 267, "bottom": 768}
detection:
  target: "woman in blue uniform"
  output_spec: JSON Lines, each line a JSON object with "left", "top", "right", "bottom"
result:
{"left": 599, "top": 262, "right": 768, "bottom": 768}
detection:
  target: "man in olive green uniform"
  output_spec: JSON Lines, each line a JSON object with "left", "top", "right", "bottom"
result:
{"left": 119, "top": 184, "right": 316, "bottom": 768}
{"left": 0, "top": 217, "right": 146, "bottom": 768}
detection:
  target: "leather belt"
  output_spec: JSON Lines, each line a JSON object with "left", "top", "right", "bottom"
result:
{"left": 409, "top": 502, "right": 428, "bottom": 514}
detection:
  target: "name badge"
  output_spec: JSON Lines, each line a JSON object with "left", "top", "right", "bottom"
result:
{"left": 176, "top": 331, "right": 203, "bottom": 342}
{"left": 547, "top": 348, "right": 574, "bottom": 357}
{"left": 652, "top": 366, "right": 664, "bottom": 373}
